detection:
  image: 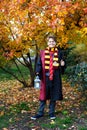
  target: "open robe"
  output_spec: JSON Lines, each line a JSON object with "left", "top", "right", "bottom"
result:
{"left": 36, "top": 49, "right": 64, "bottom": 101}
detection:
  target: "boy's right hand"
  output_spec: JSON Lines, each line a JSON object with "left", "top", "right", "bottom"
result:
{"left": 36, "top": 72, "right": 39, "bottom": 76}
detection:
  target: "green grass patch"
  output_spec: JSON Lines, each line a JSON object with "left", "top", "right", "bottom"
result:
{"left": 62, "top": 110, "right": 68, "bottom": 115}
{"left": 0, "top": 63, "right": 30, "bottom": 81}
{"left": 56, "top": 116, "right": 73, "bottom": 129}
{"left": 0, "top": 102, "right": 31, "bottom": 129}
{"left": 0, "top": 113, "right": 15, "bottom": 129}
{"left": 41, "top": 116, "right": 73, "bottom": 129}
{"left": 79, "top": 127, "right": 87, "bottom": 130}
{"left": 41, "top": 122, "right": 58, "bottom": 129}
{"left": 9, "top": 102, "right": 30, "bottom": 114}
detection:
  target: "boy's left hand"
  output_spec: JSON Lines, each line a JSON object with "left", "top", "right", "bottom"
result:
{"left": 60, "top": 60, "right": 65, "bottom": 66}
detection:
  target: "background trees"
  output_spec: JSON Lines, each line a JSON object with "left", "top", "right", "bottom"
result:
{"left": 0, "top": 0, "right": 87, "bottom": 87}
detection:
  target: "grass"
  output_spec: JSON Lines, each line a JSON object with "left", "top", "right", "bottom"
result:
{"left": 0, "top": 113, "right": 15, "bottom": 129}
{"left": 0, "top": 106, "right": 75, "bottom": 129}
{"left": 41, "top": 123, "right": 57, "bottom": 129}
{"left": 79, "top": 127, "right": 87, "bottom": 130}
{"left": 14, "top": 102, "right": 30, "bottom": 112}
{"left": 0, "top": 63, "right": 30, "bottom": 81}
{"left": 0, "top": 102, "right": 30, "bottom": 129}
{"left": 9, "top": 102, "right": 30, "bottom": 114}
{"left": 40, "top": 116, "right": 73, "bottom": 129}
{"left": 0, "top": 109, "right": 87, "bottom": 130}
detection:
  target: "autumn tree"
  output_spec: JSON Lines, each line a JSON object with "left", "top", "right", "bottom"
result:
{"left": 0, "top": 0, "right": 87, "bottom": 87}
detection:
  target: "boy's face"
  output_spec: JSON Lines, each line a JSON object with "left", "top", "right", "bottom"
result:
{"left": 47, "top": 38, "right": 56, "bottom": 48}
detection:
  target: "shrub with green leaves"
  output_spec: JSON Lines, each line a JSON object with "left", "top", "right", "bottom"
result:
{"left": 64, "top": 43, "right": 87, "bottom": 96}
{"left": 65, "top": 62, "right": 87, "bottom": 94}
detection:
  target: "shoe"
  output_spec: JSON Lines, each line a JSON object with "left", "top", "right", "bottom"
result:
{"left": 31, "top": 114, "right": 43, "bottom": 120}
{"left": 50, "top": 114, "right": 56, "bottom": 120}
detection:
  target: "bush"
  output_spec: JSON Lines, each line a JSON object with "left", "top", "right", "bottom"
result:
{"left": 65, "top": 62, "right": 87, "bottom": 94}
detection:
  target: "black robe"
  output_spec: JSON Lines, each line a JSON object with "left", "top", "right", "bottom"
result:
{"left": 36, "top": 49, "right": 65, "bottom": 101}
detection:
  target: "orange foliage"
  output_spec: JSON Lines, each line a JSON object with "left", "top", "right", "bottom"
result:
{"left": 0, "top": 0, "right": 87, "bottom": 60}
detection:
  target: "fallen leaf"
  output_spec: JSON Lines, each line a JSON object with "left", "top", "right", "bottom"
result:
{"left": 50, "top": 120, "right": 55, "bottom": 124}
{"left": 0, "top": 111, "right": 4, "bottom": 116}
{"left": 2, "top": 128, "right": 8, "bottom": 130}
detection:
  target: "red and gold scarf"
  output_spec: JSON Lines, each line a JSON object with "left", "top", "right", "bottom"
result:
{"left": 44, "top": 47, "right": 59, "bottom": 71}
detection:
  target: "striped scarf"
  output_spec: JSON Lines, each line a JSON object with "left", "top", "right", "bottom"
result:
{"left": 44, "top": 47, "right": 59, "bottom": 71}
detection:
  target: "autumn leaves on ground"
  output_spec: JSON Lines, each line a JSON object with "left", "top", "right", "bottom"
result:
{"left": 0, "top": 79, "right": 87, "bottom": 130}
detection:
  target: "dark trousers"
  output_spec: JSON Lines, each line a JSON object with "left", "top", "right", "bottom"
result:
{"left": 38, "top": 76, "right": 56, "bottom": 116}
{"left": 38, "top": 100, "right": 56, "bottom": 116}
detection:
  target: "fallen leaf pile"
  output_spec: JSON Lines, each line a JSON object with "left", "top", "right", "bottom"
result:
{"left": 0, "top": 80, "right": 87, "bottom": 116}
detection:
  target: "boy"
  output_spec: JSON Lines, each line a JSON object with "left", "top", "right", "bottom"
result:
{"left": 31, "top": 35, "right": 65, "bottom": 120}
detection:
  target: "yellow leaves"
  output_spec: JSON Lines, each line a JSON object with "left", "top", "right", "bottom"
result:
{"left": 29, "top": 37, "right": 32, "bottom": 41}
{"left": 9, "top": 118, "right": 13, "bottom": 123}
{"left": 57, "top": 10, "right": 68, "bottom": 17}
{"left": 71, "top": 27, "right": 87, "bottom": 44}
{"left": 57, "top": 11, "right": 63, "bottom": 17}
{"left": 69, "top": 9, "right": 75, "bottom": 15}
{"left": 83, "top": 110, "right": 87, "bottom": 115}
{"left": 0, "top": 111, "right": 4, "bottom": 116}
{"left": 50, "top": 120, "right": 55, "bottom": 125}
{"left": 21, "top": 110, "right": 27, "bottom": 113}
{"left": 61, "top": 36, "right": 68, "bottom": 44}
{"left": 17, "top": 0, "right": 26, "bottom": 4}
{"left": 56, "top": 33, "right": 68, "bottom": 49}
{"left": 0, "top": 0, "right": 87, "bottom": 53}
{"left": 81, "top": 27, "right": 87, "bottom": 37}
{"left": 0, "top": 80, "right": 39, "bottom": 107}
{"left": 60, "top": 19, "right": 65, "bottom": 26}
{"left": 2, "top": 128, "right": 8, "bottom": 130}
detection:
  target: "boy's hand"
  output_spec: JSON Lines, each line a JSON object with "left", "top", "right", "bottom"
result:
{"left": 60, "top": 60, "right": 65, "bottom": 66}
{"left": 36, "top": 72, "right": 39, "bottom": 76}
